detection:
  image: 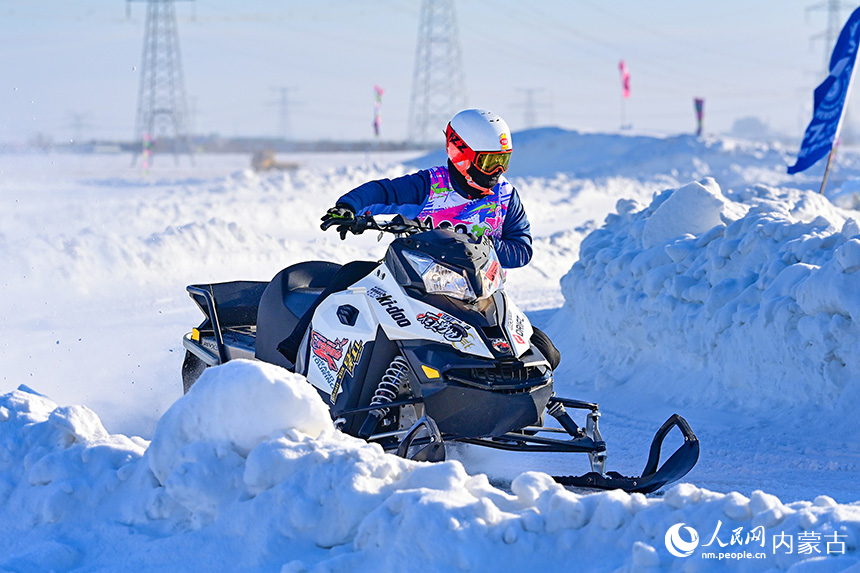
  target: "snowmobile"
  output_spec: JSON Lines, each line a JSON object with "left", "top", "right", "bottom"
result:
{"left": 180, "top": 214, "right": 699, "bottom": 494}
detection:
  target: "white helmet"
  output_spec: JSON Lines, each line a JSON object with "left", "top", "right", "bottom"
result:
{"left": 445, "top": 109, "right": 512, "bottom": 194}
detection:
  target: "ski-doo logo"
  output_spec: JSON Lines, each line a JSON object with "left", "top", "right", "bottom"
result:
{"left": 368, "top": 287, "right": 411, "bottom": 327}
{"left": 665, "top": 523, "right": 699, "bottom": 558}
{"left": 416, "top": 311, "right": 469, "bottom": 342}
{"left": 311, "top": 331, "right": 348, "bottom": 371}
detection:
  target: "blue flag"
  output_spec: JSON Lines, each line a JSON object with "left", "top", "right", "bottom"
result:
{"left": 788, "top": 6, "right": 860, "bottom": 174}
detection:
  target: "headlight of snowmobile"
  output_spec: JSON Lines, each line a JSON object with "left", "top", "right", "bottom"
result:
{"left": 403, "top": 250, "right": 476, "bottom": 301}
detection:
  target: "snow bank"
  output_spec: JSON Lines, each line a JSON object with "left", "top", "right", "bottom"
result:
{"left": 3, "top": 364, "right": 860, "bottom": 571}
{"left": 553, "top": 177, "right": 860, "bottom": 422}
{"left": 147, "top": 359, "right": 333, "bottom": 485}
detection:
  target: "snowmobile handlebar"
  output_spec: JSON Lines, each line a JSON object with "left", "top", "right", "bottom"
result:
{"left": 320, "top": 213, "right": 427, "bottom": 240}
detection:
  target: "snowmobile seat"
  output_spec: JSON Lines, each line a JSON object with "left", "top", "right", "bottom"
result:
{"left": 255, "top": 261, "right": 343, "bottom": 368}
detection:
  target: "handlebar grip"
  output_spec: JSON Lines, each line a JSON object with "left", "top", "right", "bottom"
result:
{"left": 320, "top": 217, "right": 343, "bottom": 231}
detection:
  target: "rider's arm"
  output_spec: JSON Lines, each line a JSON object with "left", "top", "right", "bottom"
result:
{"left": 336, "top": 171, "right": 431, "bottom": 219}
{"left": 495, "top": 188, "right": 533, "bottom": 268}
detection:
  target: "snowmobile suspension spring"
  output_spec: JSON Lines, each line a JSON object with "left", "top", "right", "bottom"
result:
{"left": 369, "top": 355, "right": 410, "bottom": 417}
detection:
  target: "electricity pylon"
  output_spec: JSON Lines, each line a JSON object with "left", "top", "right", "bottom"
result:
{"left": 129, "top": 0, "right": 194, "bottom": 165}
{"left": 407, "top": 0, "right": 467, "bottom": 144}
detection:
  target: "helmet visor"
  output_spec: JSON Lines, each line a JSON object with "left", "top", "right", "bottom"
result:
{"left": 474, "top": 151, "right": 511, "bottom": 175}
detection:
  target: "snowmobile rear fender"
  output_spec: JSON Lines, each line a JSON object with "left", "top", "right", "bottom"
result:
{"left": 186, "top": 282, "right": 267, "bottom": 364}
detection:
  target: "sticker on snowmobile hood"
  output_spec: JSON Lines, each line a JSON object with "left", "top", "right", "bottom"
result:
{"left": 331, "top": 340, "right": 364, "bottom": 404}
{"left": 312, "top": 331, "right": 348, "bottom": 371}
{"left": 503, "top": 298, "right": 533, "bottom": 358}
{"left": 491, "top": 338, "right": 511, "bottom": 354}
{"left": 415, "top": 311, "right": 470, "bottom": 342}
{"left": 309, "top": 331, "right": 346, "bottom": 397}
{"left": 368, "top": 286, "right": 411, "bottom": 327}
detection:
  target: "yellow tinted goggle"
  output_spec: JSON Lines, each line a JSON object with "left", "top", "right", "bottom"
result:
{"left": 474, "top": 151, "right": 511, "bottom": 175}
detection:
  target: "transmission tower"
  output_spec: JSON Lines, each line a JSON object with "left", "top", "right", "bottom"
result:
{"left": 270, "top": 87, "right": 294, "bottom": 141}
{"left": 67, "top": 112, "right": 93, "bottom": 143}
{"left": 129, "top": 0, "right": 194, "bottom": 165}
{"left": 808, "top": 0, "right": 854, "bottom": 68}
{"left": 407, "top": 0, "right": 467, "bottom": 144}
{"left": 515, "top": 88, "right": 550, "bottom": 130}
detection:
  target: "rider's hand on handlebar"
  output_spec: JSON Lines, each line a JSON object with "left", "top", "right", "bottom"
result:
{"left": 321, "top": 204, "right": 355, "bottom": 223}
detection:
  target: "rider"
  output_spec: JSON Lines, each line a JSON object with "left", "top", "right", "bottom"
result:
{"left": 323, "top": 108, "right": 532, "bottom": 269}
{"left": 281, "top": 109, "right": 559, "bottom": 369}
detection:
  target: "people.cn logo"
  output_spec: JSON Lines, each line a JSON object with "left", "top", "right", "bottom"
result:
{"left": 665, "top": 523, "right": 699, "bottom": 557}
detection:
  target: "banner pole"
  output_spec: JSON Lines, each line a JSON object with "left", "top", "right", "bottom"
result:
{"left": 819, "top": 145, "right": 837, "bottom": 194}
{"left": 820, "top": 31, "right": 858, "bottom": 194}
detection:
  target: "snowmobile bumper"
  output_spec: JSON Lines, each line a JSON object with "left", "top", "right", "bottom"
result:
{"left": 421, "top": 380, "right": 554, "bottom": 439}
{"left": 400, "top": 344, "right": 555, "bottom": 439}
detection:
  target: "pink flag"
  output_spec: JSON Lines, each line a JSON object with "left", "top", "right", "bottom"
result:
{"left": 373, "top": 85, "right": 384, "bottom": 137}
{"left": 619, "top": 60, "right": 630, "bottom": 99}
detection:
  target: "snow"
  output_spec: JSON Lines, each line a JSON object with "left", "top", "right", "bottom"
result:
{"left": 3, "top": 131, "right": 860, "bottom": 570}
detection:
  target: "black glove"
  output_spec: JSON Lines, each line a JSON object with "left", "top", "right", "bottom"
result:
{"left": 321, "top": 204, "right": 354, "bottom": 223}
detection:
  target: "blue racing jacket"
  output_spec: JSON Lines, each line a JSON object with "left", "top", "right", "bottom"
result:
{"left": 336, "top": 167, "right": 533, "bottom": 268}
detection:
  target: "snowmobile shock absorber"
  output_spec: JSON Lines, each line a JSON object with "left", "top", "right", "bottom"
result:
{"left": 585, "top": 410, "right": 606, "bottom": 475}
{"left": 358, "top": 355, "right": 410, "bottom": 438}
{"left": 546, "top": 401, "right": 585, "bottom": 438}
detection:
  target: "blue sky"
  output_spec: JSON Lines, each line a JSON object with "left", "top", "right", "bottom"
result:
{"left": 0, "top": 0, "right": 849, "bottom": 144}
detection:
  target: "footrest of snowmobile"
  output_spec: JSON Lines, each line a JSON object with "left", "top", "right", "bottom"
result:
{"left": 554, "top": 414, "right": 699, "bottom": 494}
